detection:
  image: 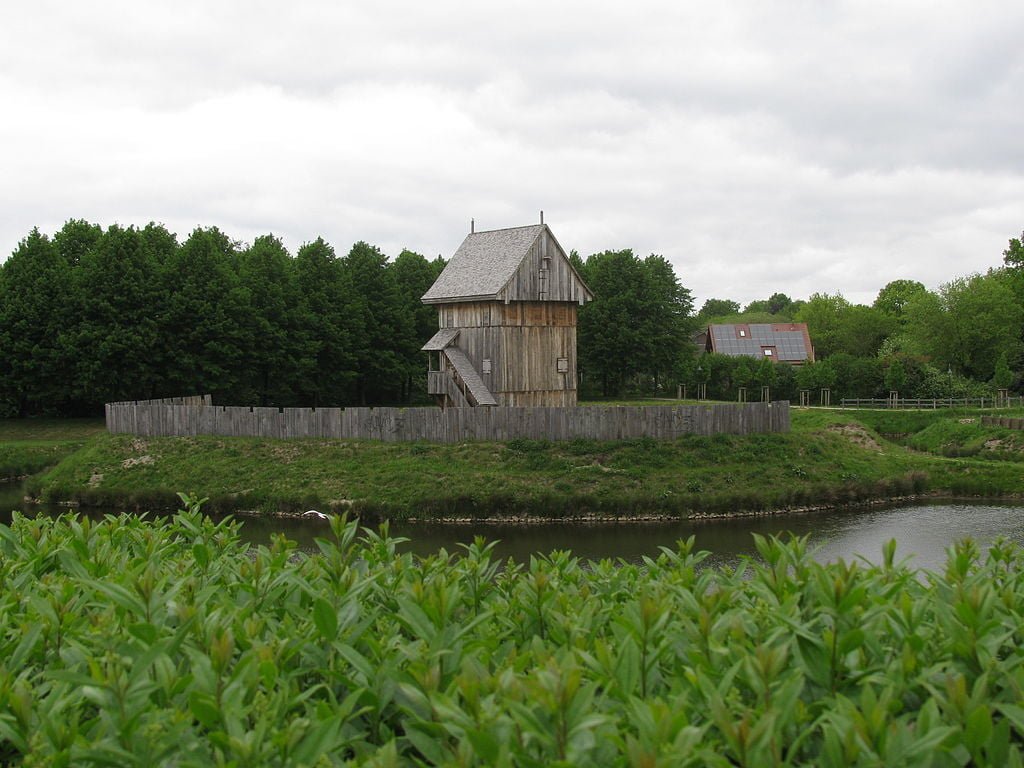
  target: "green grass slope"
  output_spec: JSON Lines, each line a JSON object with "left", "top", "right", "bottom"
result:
{"left": 12, "top": 408, "right": 1024, "bottom": 519}
{"left": 0, "top": 418, "right": 105, "bottom": 479}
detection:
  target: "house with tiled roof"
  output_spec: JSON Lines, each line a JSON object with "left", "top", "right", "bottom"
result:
{"left": 421, "top": 220, "right": 593, "bottom": 407}
{"left": 704, "top": 323, "right": 815, "bottom": 364}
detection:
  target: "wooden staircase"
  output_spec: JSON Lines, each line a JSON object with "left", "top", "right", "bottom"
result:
{"left": 426, "top": 348, "right": 497, "bottom": 407}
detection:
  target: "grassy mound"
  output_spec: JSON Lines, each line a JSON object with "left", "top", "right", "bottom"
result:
{"left": 28, "top": 424, "right": 933, "bottom": 519}
{"left": 906, "top": 420, "right": 1024, "bottom": 460}
{"left": 8, "top": 408, "right": 1024, "bottom": 518}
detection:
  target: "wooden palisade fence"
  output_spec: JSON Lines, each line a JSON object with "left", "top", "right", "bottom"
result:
{"left": 106, "top": 397, "right": 790, "bottom": 443}
{"left": 981, "top": 416, "right": 1024, "bottom": 430}
{"left": 841, "top": 397, "right": 1024, "bottom": 410}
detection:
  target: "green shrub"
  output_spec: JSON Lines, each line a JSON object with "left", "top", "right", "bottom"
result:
{"left": 5, "top": 506, "right": 1024, "bottom": 764}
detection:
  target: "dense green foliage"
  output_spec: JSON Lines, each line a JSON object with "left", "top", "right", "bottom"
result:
{"left": 0, "top": 223, "right": 446, "bottom": 416}
{"left": 690, "top": 230, "right": 1024, "bottom": 401}
{"left": 697, "top": 297, "right": 741, "bottom": 318}
{"left": 4, "top": 506, "right": 1024, "bottom": 765}
{"left": 1004, "top": 232, "right": 1024, "bottom": 269}
{"left": 695, "top": 272, "right": 1023, "bottom": 403}
{"left": 1, "top": 223, "right": 700, "bottom": 414}
{"left": 574, "top": 251, "right": 696, "bottom": 397}
{"left": 900, "top": 274, "right": 1024, "bottom": 382}
{"left": 4, "top": 220, "right": 1024, "bottom": 410}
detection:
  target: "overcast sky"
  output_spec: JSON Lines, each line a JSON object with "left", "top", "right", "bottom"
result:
{"left": 1, "top": 1, "right": 1022, "bottom": 307}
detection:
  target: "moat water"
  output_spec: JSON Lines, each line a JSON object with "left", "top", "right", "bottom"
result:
{"left": 2, "top": 481, "right": 1022, "bottom": 572}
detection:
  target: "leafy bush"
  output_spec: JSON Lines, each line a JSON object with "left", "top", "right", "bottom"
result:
{"left": 4, "top": 501, "right": 1024, "bottom": 764}
{"left": 915, "top": 364, "right": 994, "bottom": 399}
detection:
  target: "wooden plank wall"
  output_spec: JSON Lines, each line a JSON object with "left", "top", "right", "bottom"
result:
{"left": 106, "top": 398, "right": 790, "bottom": 442}
{"left": 437, "top": 302, "right": 580, "bottom": 403}
{"left": 981, "top": 416, "right": 1024, "bottom": 430}
{"left": 440, "top": 301, "right": 576, "bottom": 329}
{"left": 497, "top": 229, "right": 591, "bottom": 304}
{"left": 445, "top": 326, "right": 576, "bottom": 396}
{"left": 107, "top": 395, "right": 211, "bottom": 407}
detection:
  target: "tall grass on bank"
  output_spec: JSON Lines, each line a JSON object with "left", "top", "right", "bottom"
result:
{"left": 0, "top": 443, "right": 79, "bottom": 481}
{"left": 10, "top": 409, "right": 1024, "bottom": 517}
{"left": 0, "top": 418, "right": 105, "bottom": 480}
{"left": 3, "top": 500, "right": 1024, "bottom": 765}
{"left": 26, "top": 427, "right": 945, "bottom": 519}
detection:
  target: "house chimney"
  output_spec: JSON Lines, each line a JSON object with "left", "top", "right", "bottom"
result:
{"left": 540, "top": 210, "right": 544, "bottom": 225}
{"left": 471, "top": 218, "right": 475, "bottom": 234}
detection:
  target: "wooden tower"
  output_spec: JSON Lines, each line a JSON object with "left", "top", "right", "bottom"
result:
{"left": 421, "top": 221, "right": 593, "bottom": 407}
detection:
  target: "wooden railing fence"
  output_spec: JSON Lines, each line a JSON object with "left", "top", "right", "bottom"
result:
{"left": 106, "top": 397, "right": 790, "bottom": 443}
{"left": 840, "top": 397, "right": 1023, "bottom": 410}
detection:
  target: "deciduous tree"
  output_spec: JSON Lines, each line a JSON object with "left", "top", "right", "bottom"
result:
{"left": 884, "top": 358, "right": 906, "bottom": 393}
{"left": 294, "top": 237, "right": 359, "bottom": 407}
{"left": 697, "top": 298, "right": 740, "bottom": 319}
{"left": 237, "top": 235, "right": 302, "bottom": 406}
{"left": 1003, "top": 231, "right": 1024, "bottom": 269}
{"left": 159, "top": 227, "right": 247, "bottom": 400}
{"left": 67, "top": 225, "right": 165, "bottom": 407}
{"left": 53, "top": 219, "right": 102, "bottom": 267}
{"left": 0, "top": 230, "right": 72, "bottom": 415}
{"left": 873, "top": 279, "right": 927, "bottom": 319}
{"left": 903, "top": 274, "right": 1023, "bottom": 381}
{"left": 992, "top": 350, "right": 1014, "bottom": 391}
{"left": 836, "top": 305, "right": 897, "bottom": 358}
{"left": 577, "top": 250, "right": 695, "bottom": 396}
{"left": 795, "top": 293, "right": 850, "bottom": 359}
{"left": 344, "top": 241, "right": 413, "bottom": 405}
{"left": 393, "top": 249, "right": 444, "bottom": 402}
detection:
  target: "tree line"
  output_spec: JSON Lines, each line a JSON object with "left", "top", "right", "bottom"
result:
{"left": 0, "top": 221, "right": 445, "bottom": 416}
{"left": 0, "top": 221, "right": 697, "bottom": 416}
{"left": 1, "top": 219, "right": 1021, "bottom": 415}
{"left": 575, "top": 229, "right": 1024, "bottom": 402}
{"left": 689, "top": 235, "right": 1024, "bottom": 402}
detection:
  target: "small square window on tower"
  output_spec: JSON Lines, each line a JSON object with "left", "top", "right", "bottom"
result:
{"left": 556, "top": 357, "right": 569, "bottom": 373}
{"left": 482, "top": 358, "right": 492, "bottom": 374}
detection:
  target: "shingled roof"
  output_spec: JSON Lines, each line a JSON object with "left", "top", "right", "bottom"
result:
{"left": 422, "top": 225, "right": 544, "bottom": 303}
{"left": 422, "top": 223, "right": 592, "bottom": 305}
{"left": 420, "top": 327, "right": 459, "bottom": 351}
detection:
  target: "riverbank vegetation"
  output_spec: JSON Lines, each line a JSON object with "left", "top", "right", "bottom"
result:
{"left": 3, "top": 506, "right": 1024, "bottom": 765}
{"left": 9, "top": 407, "right": 1024, "bottom": 519}
{"left": 0, "top": 418, "right": 104, "bottom": 480}
{"left": 3, "top": 220, "right": 1022, "bottom": 416}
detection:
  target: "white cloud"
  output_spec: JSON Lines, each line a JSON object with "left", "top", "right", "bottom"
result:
{"left": 1, "top": 0, "right": 1022, "bottom": 306}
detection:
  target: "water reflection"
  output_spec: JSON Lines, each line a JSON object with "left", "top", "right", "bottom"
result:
{"left": 0, "top": 482, "right": 24, "bottom": 516}
{"left": 2, "top": 480, "right": 1023, "bottom": 572}
{"left": 390, "top": 505, "right": 1024, "bottom": 572}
